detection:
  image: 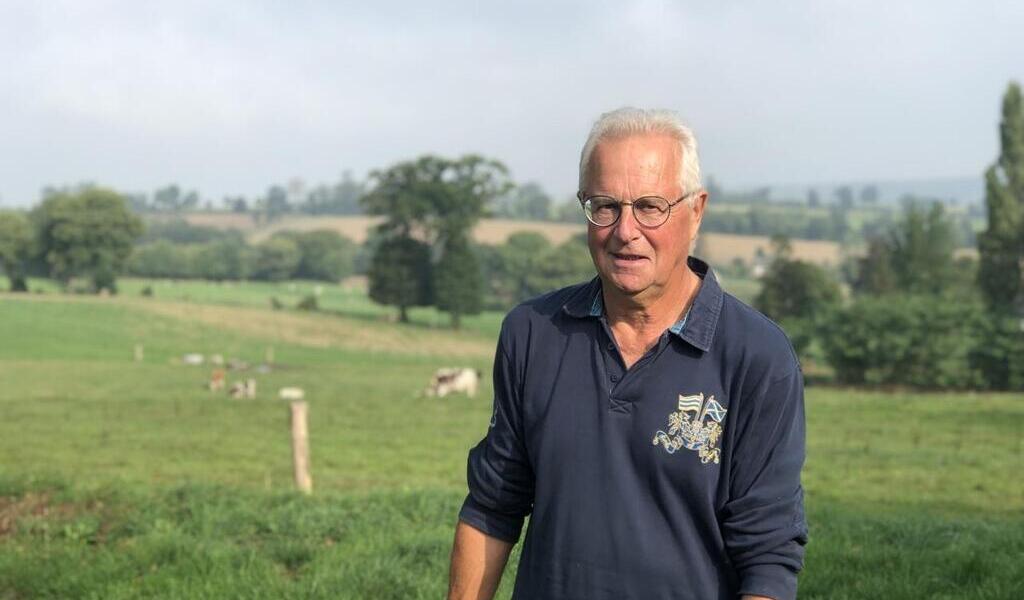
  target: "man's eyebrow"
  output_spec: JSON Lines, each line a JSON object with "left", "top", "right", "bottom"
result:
{"left": 585, "top": 192, "right": 671, "bottom": 199}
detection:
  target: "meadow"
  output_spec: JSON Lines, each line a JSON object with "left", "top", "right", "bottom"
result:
{"left": 1, "top": 281, "right": 1022, "bottom": 599}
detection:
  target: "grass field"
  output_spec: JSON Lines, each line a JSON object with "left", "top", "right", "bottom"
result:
{"left": 1, "top": 283, "right": 1022, "bottom": 599}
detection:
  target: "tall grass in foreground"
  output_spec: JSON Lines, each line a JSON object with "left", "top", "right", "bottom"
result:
{"left": 1, "top": 479, "right": 1021, "bottom": 599}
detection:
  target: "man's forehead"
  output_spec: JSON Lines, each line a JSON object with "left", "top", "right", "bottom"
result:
{"left": 588, "top": 134, "right": 681, "bottom": 190}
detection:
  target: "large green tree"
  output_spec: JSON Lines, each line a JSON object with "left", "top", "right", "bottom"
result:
{"left": 492, "top": 232, "right": 552, "bottom": 306}
{"left": 32, "top": 187, "right": 143, "bottom": 292}
{"left": 754, "top": 236, "right": 841, "bottom": 358}
{"left": 361, "top": 154, "right": 511, "bottom": 325}
{"left": 433, "top": 235, "right": 483, "bottom": 329}
{"left": 978, "top": 82, "right": 1024, "bottom": 315}
{"left": 0, "top": 211, "right": 33, "bottom": 291}
{"left": 851, "top": 201, "right": 957, "bottom": 296}
{"left": 851, "top": 236, "right": 898, "bottom": 295}
{"left": 889, "top": 202, "right": 957, "bottom": 295}
{"left": 367, "top": 236, "right": 433, "bottom": 323}
{"left": 973, "top": 82, "right": 1024, "bottom": 389}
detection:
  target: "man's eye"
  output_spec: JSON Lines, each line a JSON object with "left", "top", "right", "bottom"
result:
{"left": 636, "top": 200, "right": 665, "bottom": 214}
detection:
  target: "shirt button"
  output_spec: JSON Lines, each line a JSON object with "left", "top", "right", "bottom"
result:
{"left": 610, "top": 374, "right": 619, "bottom": 383}
{"left": 606, "top": 342, "right": 615, "bottom": 351}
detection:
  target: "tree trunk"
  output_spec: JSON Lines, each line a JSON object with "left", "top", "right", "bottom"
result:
{"left": 451, "top": 311, "right": 461, "bottom": 330}
{"left": 399, "top": 304, "right": 409, "bottom": 323}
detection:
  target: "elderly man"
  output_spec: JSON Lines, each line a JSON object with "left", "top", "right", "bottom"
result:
{"left": 448, "top": 108, "right": 807, "bottom": 600}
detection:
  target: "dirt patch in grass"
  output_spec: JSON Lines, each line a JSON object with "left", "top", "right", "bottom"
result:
{"left": 130, "top": 300, "right": 493, "bottom": 358}
{"left": 0, "top": 493, "right": 63, "bottom": 538}
{"left": 0, "top": 492, "right": 114, "bottom": 544}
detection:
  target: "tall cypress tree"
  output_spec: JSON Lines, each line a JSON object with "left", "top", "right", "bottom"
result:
{"left": 974, "top": 82, "right": 1024, "bottom": 390}
{"left": 977, "top": 82, "right": 1024, "bottom": 315}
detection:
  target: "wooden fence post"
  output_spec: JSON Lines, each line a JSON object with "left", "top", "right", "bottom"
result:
{"left": 290, "top": 401, "right": 313, "bottom": 494}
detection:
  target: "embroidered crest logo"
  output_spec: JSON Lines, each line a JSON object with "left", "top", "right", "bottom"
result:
{"left": 652, "top": 393, "right": 728, "bottom": 464}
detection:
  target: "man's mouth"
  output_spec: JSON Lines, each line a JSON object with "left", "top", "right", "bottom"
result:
{"left": 611, "top": 252, "right": 646, "bottom": 262}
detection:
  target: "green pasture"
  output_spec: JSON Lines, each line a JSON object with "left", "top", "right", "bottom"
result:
{"left": 25, "top": 277, "right": 507, "bottom": 338}
{"left": 1, "top": 287, "right": 1022, "bottom": 599}
{"left": 24, "top": 275, "right": 762, "bottom": 330}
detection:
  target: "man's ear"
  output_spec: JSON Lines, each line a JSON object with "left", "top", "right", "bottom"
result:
{"left": 691, "top": 190, "right": 709, "bottom": 227}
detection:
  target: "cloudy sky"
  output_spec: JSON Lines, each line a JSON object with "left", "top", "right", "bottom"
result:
{"left": 1, "top": 0, "right": 1021, "bottom": 207}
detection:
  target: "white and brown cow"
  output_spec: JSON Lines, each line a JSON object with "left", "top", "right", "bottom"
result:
{"left": 426, "top": 367, "right": 481, "bottom": 398}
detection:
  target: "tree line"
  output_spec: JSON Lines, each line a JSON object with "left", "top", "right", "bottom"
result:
{"left": 0, "top": 172, "right": 594, "bottom": 327}
{"left": 116, "top": 161, "right": 983, "bottom": 246}
{"left": 753, "top": 82, "right": 1024, "bottom": 391}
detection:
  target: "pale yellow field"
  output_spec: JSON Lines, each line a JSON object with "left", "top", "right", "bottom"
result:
{"left": 699, "top": 233, "right": 842, "bottom": 267}
{"left": 183, "top": 213, "right": 843, "bottom": 266}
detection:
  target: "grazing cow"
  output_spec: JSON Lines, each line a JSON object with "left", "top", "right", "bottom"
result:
{"left": 279, "top": 387, "right": 305, "bottom": 401}
{"left": 183, "top": 353, "right": 204, "bottom": 366}
{"left": 426, "top": 368, "right": 481, "bottom": 398}
{"left": 229, "top": 378, "right": 257, "bottom": 399}
{"left": 208, "top": 369, "right": 226, "bottom": 392}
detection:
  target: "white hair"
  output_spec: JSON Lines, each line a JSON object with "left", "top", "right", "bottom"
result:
{"left": 578, "top": 107, "right": 702, "bottom": 202}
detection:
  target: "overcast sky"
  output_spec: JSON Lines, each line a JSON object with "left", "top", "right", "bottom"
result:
{"left": 1, "top": 0, "right": 1022, "bottom": 207}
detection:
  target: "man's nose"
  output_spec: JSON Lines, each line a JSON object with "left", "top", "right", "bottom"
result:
{"left": 612, "top": 204, "right": 641, "bottom": 242}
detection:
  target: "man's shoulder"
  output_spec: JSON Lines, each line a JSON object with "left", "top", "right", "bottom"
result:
{"left": 498, "top": 279, "right": 595, "bottom": 344}
{"left": 505, "top": 279, "right": 595, "bottom": 325}
{"left": 716, "top": 290, "right": 801, "bottom": 378}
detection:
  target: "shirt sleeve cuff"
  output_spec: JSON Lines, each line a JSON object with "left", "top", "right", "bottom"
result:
{"left": 737, "top": 563, "right": 799, "bottom": 600}
{"left": 458, "top": 493, "right": 525, "bottom": 544}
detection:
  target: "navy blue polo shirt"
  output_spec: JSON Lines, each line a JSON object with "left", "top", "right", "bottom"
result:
{"left": 459, "top": 257, "right": 808, "bottom": 600}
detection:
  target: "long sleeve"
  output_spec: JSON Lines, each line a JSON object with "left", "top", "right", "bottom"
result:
{"left": 721, "top": 368, "right": 808, "bottom": 600}
{"left": 458, "top": 333, "right": 535, "bottom": 544}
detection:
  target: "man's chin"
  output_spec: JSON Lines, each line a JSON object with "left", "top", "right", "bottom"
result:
{"left": 602, "top": 273, "right": 651, "bottom": 297}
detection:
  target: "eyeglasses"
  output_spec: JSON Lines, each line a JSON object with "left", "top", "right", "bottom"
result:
{"left": 577, "top": 191, "right": 696, "bottom": 228}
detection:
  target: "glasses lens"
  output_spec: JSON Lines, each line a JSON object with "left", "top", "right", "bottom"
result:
{"left": 585, "top": 197, "right": 620, "bottom": 226}
{"left": 633, "top": 197, "right": 670, "bottom": 226}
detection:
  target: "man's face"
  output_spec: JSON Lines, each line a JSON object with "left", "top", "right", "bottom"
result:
{"left": 583, "top": 134, "right": 706, "bottom": 302}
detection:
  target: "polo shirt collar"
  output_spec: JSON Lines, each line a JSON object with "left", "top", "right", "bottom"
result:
{"left": 562, "top": 256, "right": 724, "bottom": 352}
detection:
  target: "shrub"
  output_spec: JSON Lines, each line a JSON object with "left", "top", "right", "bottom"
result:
{"left": 820, "top": 295, "right": 986, "bottom": 389}
{"left": 296, "top": 294, "right": 319, "bottom": 311}
{"left": 969, "top": 315, "right": 1024, "bottom": 390}
{"left": 253, "top": 238, "right": 301, "bottom": 282}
